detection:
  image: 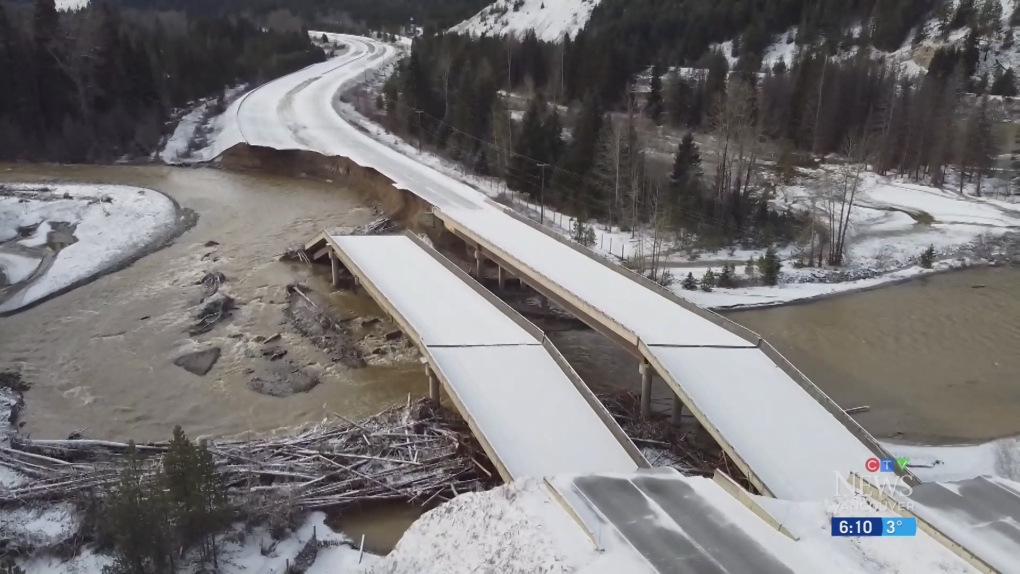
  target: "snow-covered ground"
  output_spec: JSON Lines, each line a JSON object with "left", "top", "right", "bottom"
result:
{"left": 159, "top": 86, "right": 247, "bottom": 165}
{"left": 883, "top": 435, "right": 1020, "bottom": 483}
{"left": 55, "top": 0, "right": 88, "bottom": 11}
{"left": 13, "top": 512, "right": 378, "bottom": 574}
{"left": 376, "top": 478, "right": 645, "bottom": 573}
{"left": 0, "top": 184, "right": 178, "bottom": 313}
{"left": 451, "top": 0, "right": 600, "bottom": 42}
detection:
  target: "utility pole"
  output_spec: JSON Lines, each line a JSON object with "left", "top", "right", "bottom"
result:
{"left": 538, "top": 163, "right": 550, "bottom": 224}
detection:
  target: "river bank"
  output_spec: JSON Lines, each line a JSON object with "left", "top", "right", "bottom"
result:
{"left": 0, "top": 165, "right": 425, "bottom": 441}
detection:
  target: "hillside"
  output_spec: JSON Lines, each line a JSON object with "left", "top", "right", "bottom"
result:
{"left": 450, "top": 0, "right": 599, "bottom": 41}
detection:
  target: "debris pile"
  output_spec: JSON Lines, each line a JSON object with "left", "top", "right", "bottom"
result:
{"left": 0, "top": 399, "right": 498, "bottom": 512}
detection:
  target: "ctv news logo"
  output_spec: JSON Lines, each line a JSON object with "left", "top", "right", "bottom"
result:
{"left": 833, "top": 457, "right": 914, "bottom": 515}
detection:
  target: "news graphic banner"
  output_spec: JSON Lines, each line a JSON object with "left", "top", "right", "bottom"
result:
{"left": 832, "top": 517, "right": 917, "bottom": 537}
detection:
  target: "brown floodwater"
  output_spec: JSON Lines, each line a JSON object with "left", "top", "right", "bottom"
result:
{"left": 728, "top": 267, "right": 1020, "bottom": 444}
{"left": 0, "top": 164, "right": 424, "bottom": 442}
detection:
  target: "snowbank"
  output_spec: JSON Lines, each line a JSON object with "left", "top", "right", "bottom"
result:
{"left": 0, "top": 184, "right": 178, "bottom": 313}
{"left": 371, "top": 478, "right": 645, "bottom": 574}
{"left": 451, "top": 0, "right": 599, "bottom": 42}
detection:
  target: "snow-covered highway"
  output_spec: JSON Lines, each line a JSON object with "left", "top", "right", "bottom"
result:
{"left": 201, "top": 33, "right": 903, "bottom": 501}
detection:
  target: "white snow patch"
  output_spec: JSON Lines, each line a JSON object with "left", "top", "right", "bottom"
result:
{"left": 160, "top": 103, "right": 211, "bottom": 164}
{"left": 372, "top": 478, "right": 649, "bottom": 574}
{"left": 0, "top": 252, "right": 41, "bottom": 284}
{"left": 451, "top": 0, "right": 599, "bottom": 42}
{"left": 16, "top": 220, "right": 52, "bottom": 248}
{"left": 0, "top": 184, "right": 177, "bottom": 312}
{"left": 882, "top": 436, "right": 1020, "bottom": 482}
{"left": 762, "top": 27, "right": 799, "bottom": 68}
{"left": 55, "top": 0, "right": 88, "bottom": 11}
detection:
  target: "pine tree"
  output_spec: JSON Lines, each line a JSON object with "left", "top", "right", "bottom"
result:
{"left": 700, "top": 269, "right": 716, "bottom": 292}
{"left": 920, "top": 244, "right": 936, "bottom": 268}
{"left": 717, "top": 263, "right": 736, "bottom": 288}
{"left": 681, "top": 271, "right": 698, "bottom": 290}
{"left": 666, "top": 72, "right": 693, "bottom": 128}
{"left": 646, "top": 62, "right": 664, "bottom": 123}
{"left": 667, "top": 132, "right": 703, "bottom": 230}
{"left": 758, "top": 246, "right": 782, "bottom": 285}
{"left": 162, "top": 426, "right": 231, "bottom": 571}
{"left": 553, "top": 93, "right": 603, "bottom": 210}
{"left": 570, "top": 218, "right": 597, "bottom": 247}
{"left": 103, "top": 444, "right": 176, "bottom": 574}
{"left": 991, "top": 69, "right": 1017, "bottom": 97}
{"left": 744, "top": 256, "right": 757, "bottom": 279}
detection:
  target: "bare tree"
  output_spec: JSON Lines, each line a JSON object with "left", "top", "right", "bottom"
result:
{"left": 825, "top": 134, "right": 869, "bottom": 265}
{"left": 592, "top": 116, "right": 624, "bottom": 229}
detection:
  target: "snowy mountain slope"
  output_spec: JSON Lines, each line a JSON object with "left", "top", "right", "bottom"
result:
{"left": 708, "top": 0, "right": 1020, "bottom": 79}
{"left": 450, "top": 0, "right": 599, "bottom": 42}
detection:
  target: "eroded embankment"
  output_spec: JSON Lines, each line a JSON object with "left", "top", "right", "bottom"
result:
{"left": 218, "top": 145, "right": 437, "bottom": 236}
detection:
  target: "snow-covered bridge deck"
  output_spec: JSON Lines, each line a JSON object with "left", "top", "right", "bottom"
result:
{"left": 434, "top": 204, "right": 909, "bottom": 500}
{"left": 306, "top": 231, "right": 646, "bottom": 481}
{"left": 205, "top": 33, "right": 910, "bottom": 501}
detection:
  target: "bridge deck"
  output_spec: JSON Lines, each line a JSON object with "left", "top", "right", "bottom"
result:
{"left": 320, "top": 232, "right": 644, "bottom": 481}
{"left": 434, "top": 205, "right": 893, "bottom": 500}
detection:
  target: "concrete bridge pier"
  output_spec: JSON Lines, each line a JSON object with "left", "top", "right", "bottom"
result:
{"left": 474, "top": 246, "right": 483, "bottom": 277}
{"left": 330, "top": 251, "right": 341, "bottom": 287}
{"left": 426, "top": 364, "right": 440, "bottom": 403}
{"left": 640, "top": 360, "right": 653, "bottom": 419}
{"left": 497, "top": 265, "right": 506, "bottom": 289}
{"left": 671, "top": 396, "right": 687, "bottom": 426}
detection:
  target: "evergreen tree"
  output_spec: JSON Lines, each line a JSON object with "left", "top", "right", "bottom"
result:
{"left": 509, "top": 96, "right": 562, "bottom": 201}
{"left": 646, "top": 62, "right": 664, "bottom": 123}
{"left": 991, "top": 69, "right": 1018, "bottom": 97}
{"left": 717, "top": 263, "right": 736, "bottom": 288}
{"left": 668, "top": 132, "right": 703, "bottom": 230}
{"left": 163, "top": 426, "right": 231, "bottom": 570}
{"left": 700, "top": 269, "right": 716, "bottom": 291}
{"left": 553, "top": 93, "right": 603, "bottom": 210}
{"left": 666, "top": 72, "right": 693, "bottom": 127}
{"left": 681, "top": 271, "right": 698, "bottom": 291}
{"left": 103, "top": 444, "right": 176, "bottom": 574}
{"left": 744, "top": 256, "right": 757, "bottom": 279}
{"left": 758, "top": 246, "right": 782, "bottom": 285}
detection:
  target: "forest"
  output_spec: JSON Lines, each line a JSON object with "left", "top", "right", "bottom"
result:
{"left": 376, "top": 0, "right": 1011, "bottom": 264}
{"left": 105, "top": 0, "right": 489, "bottom": 35}
{"left": 0, "top": 0, "right": 326, "bottom": 162}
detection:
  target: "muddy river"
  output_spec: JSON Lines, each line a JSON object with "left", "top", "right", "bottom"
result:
{"left": 0, "top": 164, "right": 423, "bottom": 441}
{"left": 3, "top": 164, "right": 1019, "bottom": 450}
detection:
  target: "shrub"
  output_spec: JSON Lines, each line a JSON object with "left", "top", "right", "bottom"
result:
{"left": 681, "top": 272, "right": 698, "bottom": 291}
{"left": 920, "top": 244, "right": 936, "bottom": 269}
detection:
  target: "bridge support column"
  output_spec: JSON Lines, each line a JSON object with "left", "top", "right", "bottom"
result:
{"left": 329, "top": 250, "right": 340, "bottom": 288}
{"left": 474, "top": 247, "right": 483, "bottom": 277}
{"left": 497, "top": 266, "right": 506, "bottom": 289}
{"left": 639, "top": 360, "right": 653, "bottom": 419}
{"left": 671, "top": 396, "right": 686, "bottom": 426}
{"left": 426, "top": 365, "right": 440, "bottom": 403}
